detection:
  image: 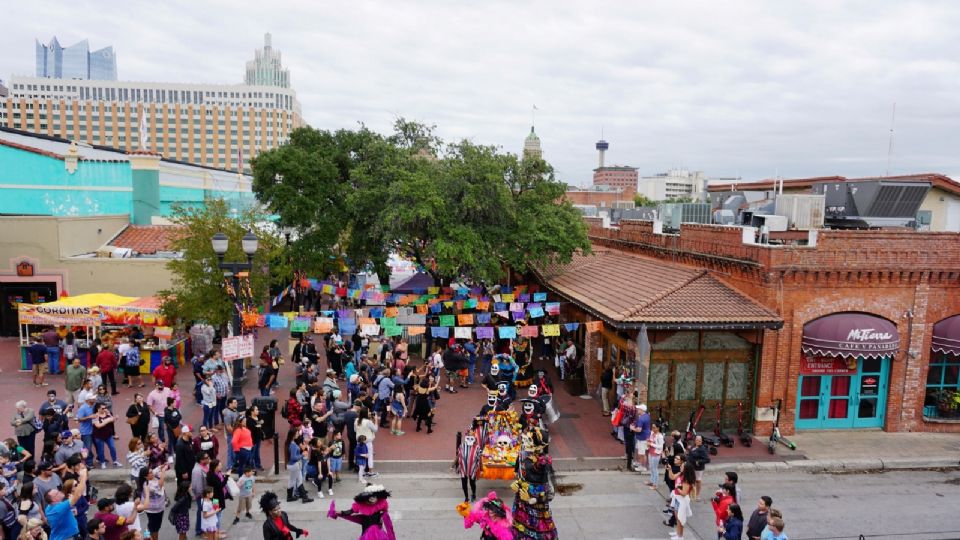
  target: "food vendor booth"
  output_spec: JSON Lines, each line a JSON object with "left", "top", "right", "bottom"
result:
{"left": 18, "top": 293, "right": 189, "bottom": 372}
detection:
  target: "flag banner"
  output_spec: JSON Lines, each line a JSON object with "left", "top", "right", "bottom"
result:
{"left": 454, "top": 326, "right": 472, "bottom": 339}
{"left": 498, "top": 326, "right": 517, "bottom": 339}
{"left": 512, "top": 311, "right": 526, "bottom": 321}
{"left": 443, "top": 301, "right": 454, "bottom": 309}
{"left": 502, "top": 293, "right": 515, "bottom": 303}
{"left": 290, "top": 318, "right": 310, "bottom": 333}
{"left": 430, "top": 303, "right": 443, "bottom": 314}
{"left": 457, "top": 314, "right": 474, "bottom": 326}
{"left": 546, "top": 302, "right": 561, "bottom": 315}
{"left": 370, "top": 307, "right": 385, "bottom": 318}
{"left": 283, "top": 312, "right": 297, "bottom": 321}
{"left": 399, "top": 313, "right": 426, "bottom": 326}
{"left": 337, "top": 309, "right": 353, "bottom": 320}
{"left": 385, "top": 307, "right": 399, "bottom": 317}
{"left": 533, "top": 292, "right": 548, "bottom": 302}
{"left": 380, "top": 317, "right": 397, "bottom": 328}
{"left": 476, "top": 301, "right": 490, "bottom": 311}
{"left": 359, "top": 317, "right": 376, "bottom": 326}
{"left": 314, "top": 317, "right": 334, "bottom": 333}
{"left": 465, "top": 298, "right": 478, "bottom": 309}
{"left": 520, "top": 325, "right": 539, "bottom": 338}
{"left": 322, "top": 284, "right": 334, "bottom": 294}
{"left": 431, "top": 326, "right": 450, "bottom": 338}
{"left": 586, "top": 321, "right": 603, "bottom": 333}
{"left": 564, "top": 322, "right": 580, "bottom": 332}
{"left": 384, "top": 325, "right": 403, "bottom": 337}
{"left": 457, "top": 287, "right": 470, "bottom": 297}
{"left": 510, "top": 302, "right": 524, "bottom": 312}
{"left": 476, "top": 313, "right": 492, "bottom": 324}
{"left": 494, "top": 302, "right": 508, "bottom": 312}
{"left": 428, "top": 287, "right": 440, "bottom": 295}
{"left": 267, "top": 315, "right": 288, "bottom": 328}
{"left": 518, "top": 294, "right": 531, "bottom": 303}
{"left": 455, "top": 300, "right": 465, "bottom": 311}
{"left": 475, "top": 326, "right": 495, "bottom": 339}
{"left": 416, "top": 304, "right": 429, "bottom": 314}
{"left": 527, "top": 302, "right": 542, "bottom": 311}
{"left": 493, "top": 295, "right": 502, "bottom": 303}
{"left": 528, "top": 307, "right": 545, "bottom": 318}
{"left": 339, "top": 319, "right": 357, "bottom": 335}
{"left": 408, "top": 326, "right": 426, "bottom": 336}
{"left": 361, "top": 324, "right": 381, "bottom": 336}
{"left": 440, "top": 315, "right": 455, "bottom": 327}
{"left": 336, "top": 287, "right": 347, "bottom": 297}
{"left": 542, "top": 324, "right": 561, "bottom": 337}
{"left": 495, "top": 311, "right": 510, "bottom": 318}
{"left": 321, "top": 310, "right": 335, "bottom": 316}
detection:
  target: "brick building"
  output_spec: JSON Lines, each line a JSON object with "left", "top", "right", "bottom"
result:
{"left": 537, "top": 218, "right": 960, "bottom": 435}
{"left": 592, "top": 166, "right": 638, "bottom": 192}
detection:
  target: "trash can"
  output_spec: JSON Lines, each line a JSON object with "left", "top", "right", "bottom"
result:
{"left": 252, "top": 396, "right": 278, "bottom": 439}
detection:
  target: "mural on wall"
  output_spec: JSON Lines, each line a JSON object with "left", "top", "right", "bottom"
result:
{"left": 42, "top": 192, "right": 102, "bottom": 216}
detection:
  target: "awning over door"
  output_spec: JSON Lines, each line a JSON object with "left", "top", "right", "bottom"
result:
{"left": 931, "top": 315, "right": 960, "bottom": 356}
{"left": 801, "top": 312, "right": 899, "bottom": 359}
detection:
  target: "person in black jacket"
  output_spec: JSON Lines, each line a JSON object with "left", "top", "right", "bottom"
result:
{"left": 686, "top": 435, "right": 710, "bottom": 501}
{"left": 260, "top": 491, "right": 309, "bottom": 540}
{"left": 174, "top": 426, "right": 196, "bottom": 482}
{"left": 746, "top": 495, "right": 773, "bottom": 540}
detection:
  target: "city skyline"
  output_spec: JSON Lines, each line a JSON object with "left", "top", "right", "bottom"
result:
{"left": 3, "top": 1, "right": 960, "bottom": 185}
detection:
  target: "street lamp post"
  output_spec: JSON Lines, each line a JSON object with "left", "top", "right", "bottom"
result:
{"left": 212, "top": 231, "right": 258, "bottom": 410}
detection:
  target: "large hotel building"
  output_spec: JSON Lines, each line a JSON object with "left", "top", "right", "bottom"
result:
{"left": 0, "top": 34, "right": 301, "bottom": 173}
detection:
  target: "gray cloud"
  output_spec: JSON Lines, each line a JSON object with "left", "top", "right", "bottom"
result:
{"left": 5, "top": 0, "right": 960, "bottom": 183}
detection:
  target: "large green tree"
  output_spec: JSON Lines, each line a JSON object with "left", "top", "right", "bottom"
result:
{"left": 251, "top": 119, "right": 589, "bottom": 283}
{"left": 158, "top": 198, "right": 286, "bottom": 328}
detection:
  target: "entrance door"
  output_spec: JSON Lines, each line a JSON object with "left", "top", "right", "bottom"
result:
{"left": 795, "top": 357, "right": 889, "bottom": 429}
{"left": 0, "top": 282, "right": 58, "bottom": 337}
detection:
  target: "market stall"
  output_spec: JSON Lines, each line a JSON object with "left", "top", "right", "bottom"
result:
{"left": 17, "top": 293, "right": 188, "bottom": 372}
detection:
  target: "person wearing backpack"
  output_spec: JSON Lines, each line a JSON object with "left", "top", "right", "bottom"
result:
{"left": 123, "top": 340, "right": 145, "bottom": 388}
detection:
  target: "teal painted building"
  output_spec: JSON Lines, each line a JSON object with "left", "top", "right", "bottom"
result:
{"left": 0, "top": 127, "right": 256, "bottom": 218}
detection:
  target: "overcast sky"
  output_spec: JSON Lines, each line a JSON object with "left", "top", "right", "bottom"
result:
{"left": 5, "top": 1, "right": 960, "bottom": 185}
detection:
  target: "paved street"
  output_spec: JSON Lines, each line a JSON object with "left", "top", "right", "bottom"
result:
{"left": 211, "top": 468, "right": 960, "bottom": 540}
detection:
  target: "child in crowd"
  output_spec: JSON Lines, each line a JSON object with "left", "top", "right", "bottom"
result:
{"left": 355, "top": 435, "right": 370, "bottom": 483}
{"left": 200, "top": 486, "right": 219, "bottom": 540}
{"left": 329, "top": 431, "right": 344, "bottom": 483}
{"left": 0, "top": 454, "right": 18, "bottom": 492}
{"left": 233, "top": 467, "right": 256, "bottom": 524}
{"left": 170, "top": 382, "right": 182, "bottom": 409}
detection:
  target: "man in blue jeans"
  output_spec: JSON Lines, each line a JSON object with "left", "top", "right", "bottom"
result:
{"left": 76, "top": 393, "right": 98, "bottom": 467}
{"left": 42, "top": 327, "right": 61, "bottom": 375}
{"left": 464, "top": 340, "right": 477, "bottom": 384}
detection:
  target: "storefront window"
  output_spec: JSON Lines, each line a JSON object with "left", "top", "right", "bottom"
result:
{"left": 648, "top": 363, "right": 668, "bottom": 401}
{"left": 725, "top": 363, "right": 748, "bottom": 399}
{"left": 674, "top": 363, "right": 697, "bottom": 400}
{"left": 702, "top": 362, "right": 724, "bottom": 400}
{"left": 925, "top": 352, "right": 960, "bottom": 406}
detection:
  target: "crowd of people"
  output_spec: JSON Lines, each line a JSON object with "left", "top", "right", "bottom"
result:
{"left": 609, "top": 378, "right": 791, "bottom": 540}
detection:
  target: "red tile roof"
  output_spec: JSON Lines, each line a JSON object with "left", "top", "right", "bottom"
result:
{"left": 108, "top": 225, "right": 184, "bottom": 254}
{"left": 536, "top": 247, "right": 780, "bottom": 328}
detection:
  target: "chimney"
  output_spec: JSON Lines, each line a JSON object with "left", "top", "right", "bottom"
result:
{"left": 129, "top": 152, "right": 161, "bottom": 225}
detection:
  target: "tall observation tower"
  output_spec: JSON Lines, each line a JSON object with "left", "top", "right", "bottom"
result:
{"left": 596, "top": 139, "right": 609, "bottom": 168}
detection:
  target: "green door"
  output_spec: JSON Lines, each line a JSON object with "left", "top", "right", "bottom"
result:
{"left": 796, "top": 357, "right": 889, "bottom": 429}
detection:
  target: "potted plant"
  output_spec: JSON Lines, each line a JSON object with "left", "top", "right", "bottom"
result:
{"left": 936, "top": 390, "right": 960, "bottom": 418}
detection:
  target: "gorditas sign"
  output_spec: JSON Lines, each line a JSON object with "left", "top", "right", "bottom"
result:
{"left": 18, "top": 304, "right": 101, "bottom": 326}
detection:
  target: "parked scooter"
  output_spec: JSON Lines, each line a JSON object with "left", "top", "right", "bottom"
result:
{"left": 767, "top": 398, "right": 797, "bottom": 454}
{"left": 684, "top": 404, "right": 719, "bottom": 455}
{"left": 737, "top": 400, "right": 753, "bottom": 447}
{"left": 713, "top": 402, "right": 734, "bottom": 448}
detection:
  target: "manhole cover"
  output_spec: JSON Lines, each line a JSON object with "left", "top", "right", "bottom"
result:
{"left": 555, "top": 483, "right": 583, "bottom": 496}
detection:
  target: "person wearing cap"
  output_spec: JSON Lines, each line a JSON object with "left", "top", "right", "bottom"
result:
{"left": 174, "top": 424, "right": 195, "bottom": 481}
{"left": 93, "top": 495, "right": 137, "bottom": 540}
{"left": 631, "top": 403, "right": 652, "bottom": 473}
{"left": 95, "top": 341, "right": 119, "bottom": 396}
{"left": 55, "top": 430, "right": 85, "bottom": 468}
{"left": 146, "top": 381, "right": 171, "bottom": 443}
{"left": 33, "top": 460, "right": 63, "bottom": 509}
{"left": 151, "top": 356, "right": 177, "bottom": 389}
{"left": 76, "top": 392, "right": 98, "bottom": 467}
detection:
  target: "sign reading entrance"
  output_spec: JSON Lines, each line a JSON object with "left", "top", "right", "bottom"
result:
{"left": 800, "top": 355, "right": 856, "bottom": 375}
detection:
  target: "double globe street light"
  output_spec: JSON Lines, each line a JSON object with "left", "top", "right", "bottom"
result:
{"left": 211, "top": 230, "right": 258, "bottom": 410}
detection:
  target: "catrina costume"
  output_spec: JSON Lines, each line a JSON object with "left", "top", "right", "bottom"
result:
{"left": 511, "top": 428, "right": 558, "bottom": 539}
{"left": 458, "top": 490, "right": 515, "bottom": 540}
{"left": 327, "top": 484, "right": 396, "bottom": 540}
{"left": 457, "top": 427, "right": 484, "bottom": 502}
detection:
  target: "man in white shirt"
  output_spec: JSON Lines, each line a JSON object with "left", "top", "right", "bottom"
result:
{"left": 562, "top": 340, "right": 577, "bottom": 381}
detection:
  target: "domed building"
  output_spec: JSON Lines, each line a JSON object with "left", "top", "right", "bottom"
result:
{"left": 523, "top": 126, "right": 542, "bottom": 159}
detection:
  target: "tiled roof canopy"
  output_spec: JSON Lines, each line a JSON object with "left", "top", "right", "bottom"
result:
{"left": 108, "top": 225, "right": 183, "bottom": 254}
{"left": 536, "top": 247, "right": 781, "bottom": 329}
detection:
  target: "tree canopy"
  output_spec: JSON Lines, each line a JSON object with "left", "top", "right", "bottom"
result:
{"left": 158, "top": 198, "right": 286, "bottom": 328}
{"left": 251, "top": 120, "right": 590, "bottom": 284}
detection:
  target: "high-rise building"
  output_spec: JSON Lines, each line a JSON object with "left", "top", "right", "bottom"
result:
{"left": 638, "top": 169, "right": 707, "bottom": 201}
{"left": 523, "top": 126, "right": 542, "bottom": 159}
{"left": 245, "top": 33, "right": 290, "bottom": 88}
{"left": 35, "top": 37, "right": 117, "bottom": 80}
{"left": 3, "top": 37, "right": 302, "bottom": 173}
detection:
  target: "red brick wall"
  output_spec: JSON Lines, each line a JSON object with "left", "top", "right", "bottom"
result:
{"left": 586, "top": 219, "right": 960, "bottom": 435}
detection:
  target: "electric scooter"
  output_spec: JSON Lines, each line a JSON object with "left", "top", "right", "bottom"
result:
{"left": 714, "top": 402, "right": 734, "bottom": 448}
{"left": 737, "top": 400, "right": 753, "bottom": 447}
{"left": 767, "top": 398, "right": 797, "bottom": 454}
{"left": 685, "top": 404, "right": 719, "bottom": 455}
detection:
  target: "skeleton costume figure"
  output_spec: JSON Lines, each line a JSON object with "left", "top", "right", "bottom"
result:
{"left": 456, "top": 428, "right": 483, "bottom": 502}
{"left": 519, "top": 398, "right": 544, "bottom": 431}
{"left": 511, "top": 428, "right": 558, "bottom": 540}
{"left": 491, "top": 355, "right": 518, "bottom": 399}
{"left": 479, "top": 390, "right": 508, "bottom": 417}
{"left": 460, "top": 490, "right": 515, "bottom": 540}
{"left": 327, "top": 484, "right": 396, "bottom": 540}
{"left": 482, "top": 362, "right": 501, "bottom": 391}
{"left": 529, "top": 383, "right": 559, "bottom": 425}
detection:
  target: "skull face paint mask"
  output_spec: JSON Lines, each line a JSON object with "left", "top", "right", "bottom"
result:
{"left": 490, "top": 363, "right": 500, "bottom": 376}
{"left": 497, "top": 383, "right": 508, "bottom": 396}
{"left": 528, "top": 385, "right": 538, "bottom": 398}
{"left": 523, "top": 401, "right": 536, "bottom": 415}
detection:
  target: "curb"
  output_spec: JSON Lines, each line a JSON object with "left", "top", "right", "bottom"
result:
{"left": 705, "top": 456, "right": 960, "bottom": 473}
